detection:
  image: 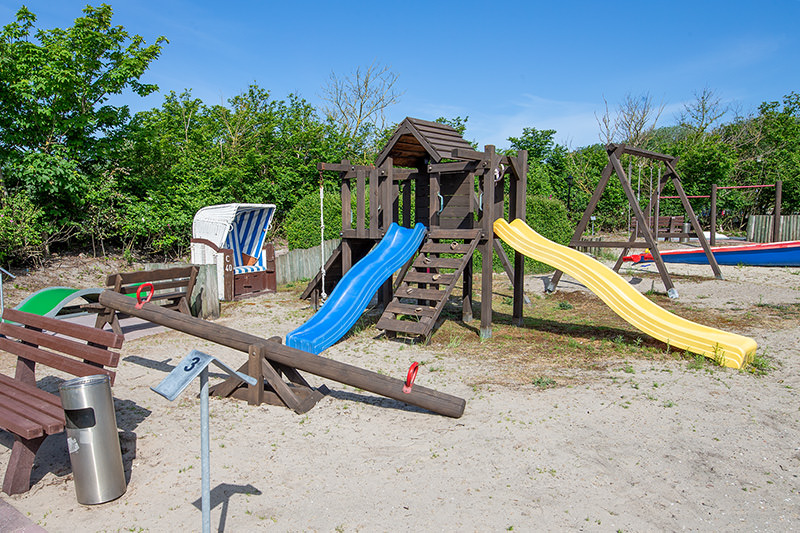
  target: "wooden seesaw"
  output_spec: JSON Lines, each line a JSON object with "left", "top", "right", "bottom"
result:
{"left": 99, "top": 290, "right": 465, "bottom": 418}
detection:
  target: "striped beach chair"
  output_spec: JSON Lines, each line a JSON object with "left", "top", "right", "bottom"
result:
{"left": 190, "top": 204, "right": 277, "bottom": 300}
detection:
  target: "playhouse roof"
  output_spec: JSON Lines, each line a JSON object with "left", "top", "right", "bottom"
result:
{"left": 375, "top": 117, "right": 475, "bottom": 168}
{"left": 192, "top": 203, "right": 276, "bottom": 248}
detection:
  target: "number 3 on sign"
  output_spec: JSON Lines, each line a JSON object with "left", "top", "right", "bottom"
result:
{"left": 184, "top": 357, "right": 201, "bottom": 372}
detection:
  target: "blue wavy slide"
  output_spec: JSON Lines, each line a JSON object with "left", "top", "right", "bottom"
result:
{"left": 286, "top": 222, "right": 427, "bottom": 354}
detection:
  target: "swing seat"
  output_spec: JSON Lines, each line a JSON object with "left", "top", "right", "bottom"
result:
{"left": 190, "top": 204, "right": 277, "bottom": 300}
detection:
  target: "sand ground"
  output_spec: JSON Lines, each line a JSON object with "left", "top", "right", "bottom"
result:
{"left": 1, "top": 254, "right": 799, "bottom": 532}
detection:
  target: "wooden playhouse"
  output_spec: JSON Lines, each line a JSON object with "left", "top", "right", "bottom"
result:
{"left": 302, "top": 117, "right": 529, "bottom": 341}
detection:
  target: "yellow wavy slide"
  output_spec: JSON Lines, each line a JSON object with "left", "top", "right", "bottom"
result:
{"left": 494, "top": 218, "right": 757, "bottom": 369}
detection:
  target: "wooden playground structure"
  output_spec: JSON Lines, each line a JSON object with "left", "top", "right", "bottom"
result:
{"left": 302, "top": 117, "right": 529, "bottom": 341}
{"left": 548, "top": 143, "right": 723, "bottom": 298}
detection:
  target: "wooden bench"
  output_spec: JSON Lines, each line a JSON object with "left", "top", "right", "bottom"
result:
{"left": 0, "top": 308, "right": 124, "bottom": 495}
{"left": 92, "top": 266, "right": 198, "bottom": 335}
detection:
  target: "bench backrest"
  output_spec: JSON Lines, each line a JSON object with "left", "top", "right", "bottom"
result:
{"left": 225, "top": 208, "right": 272, "bottom": 267}
{"left": 0, "top": 308, "right": 124, "bottom": 385}
{"left": 105, "top": 266, "right": 198, "bottom": 307}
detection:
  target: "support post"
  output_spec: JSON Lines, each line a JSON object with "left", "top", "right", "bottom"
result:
{"left": 510, "top": 150, "right": 527, "bottom": 326}
{"left": 710, "top": 183, "right": 717, "bottom": 246}
{"left": 480, "top": 145, "right": 498, "bottom": 339}
{"left": 773, "top": 180, "right": 783, "bottom": 242}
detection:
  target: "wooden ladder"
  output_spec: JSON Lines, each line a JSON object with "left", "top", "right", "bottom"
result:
{"left": 376, "top": 228, "right": 481, "bottom": 342}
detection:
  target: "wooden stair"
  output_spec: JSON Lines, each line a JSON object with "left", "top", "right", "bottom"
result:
{"left": 376, "top": 229, "right": 481, "bottom": 341}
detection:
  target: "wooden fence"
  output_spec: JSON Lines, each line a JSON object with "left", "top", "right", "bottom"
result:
{"left": 275, "top": 239, "right": 341, "bottom": 286}
{"left": 747, "top": 215, "right": 800, "bottom": 242}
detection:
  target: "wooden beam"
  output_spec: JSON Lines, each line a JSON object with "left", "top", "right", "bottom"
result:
{"left": 99, "top": 291, "right": 466, "bottom": 418}
{"left": 609, "top": 143, "right": 676, "bottom": 163}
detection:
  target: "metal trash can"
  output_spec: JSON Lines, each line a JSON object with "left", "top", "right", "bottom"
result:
{"left": 59, "top": 375, "right": 126, "bottom": 504}
{"left": 680, "top": 222, "right": 691, "bottom": 243}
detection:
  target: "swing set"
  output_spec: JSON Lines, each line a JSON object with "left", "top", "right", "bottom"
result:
{"left": 549, "top": 143, "right": 722, "bottom": 298}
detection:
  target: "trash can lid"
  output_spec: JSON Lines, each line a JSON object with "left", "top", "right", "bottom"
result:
{"left": 59, "top": 374, "right": 110, "bottom": 392}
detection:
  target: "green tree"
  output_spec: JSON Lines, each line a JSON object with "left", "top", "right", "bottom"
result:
{"left": 508, "top": 127, "right": 568, "bottom": 199}
{"left": 0, "top": 4, "right": 166, "bottom": 163}
{"left": 0, "top": 4, "right": 166, "bottom": 257}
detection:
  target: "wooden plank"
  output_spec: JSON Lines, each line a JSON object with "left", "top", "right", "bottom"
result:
{"left": 428, "top": 161, "right": 478, "bottom": 174}
{"left": 0, "top": 400, "right": 43, "bottom": 439}
{"left": 396, "top": 287, "right": 447, "bottom": 301}
{"left": 2, "top": 309, "right": 123, "bottom": 349}
{"left": 0, "top": 323, "right": 119, "bottom": 367}
{"left": 117, "top": 280, "right": 190, "bottom": 294}
{"left": 105, "top": 266, "right": 196, "bottom": 286}
{"left": 356, "top": 168, "right": 366, "bottom": 235}
{"left": 421, "top": 241, "right": 473, "bottom": 254}
{"left": 612, "top": 143, "right": 676, "bottom": 163}
{"left": 369, "top": 167, "right": 379, "bottom": 238}
{"left": 438, "top": 217, "right": 475, "bottom": 230}
{"left": 451, "top": 148, "right": 488, "bottom": 161}
{"left": 428, "top": 229, "right": 481, "bottom": 239}
{"left": 403, "top": 271, "right": 455, "bottom": 285}
{"left": 0, "top": 394, "right": 63, "bottom": 435}
{"left": 384, "top": 302, "right": 438, "bottom": 317}
{"left": 341, "top": 169, "right": 352, "bottom": 232}
{"left": 413, "top": 256, "right": 463, "bottom": 269}
{"left": 0, "top": 338, "right": 115, "bottom": 382}
{"left": 438, "top": 195, "right": 472, "bottom": 209}
{"left": 0, "top": 374, "right": 62, "bottom": 408}
{"left": 375, "top": 317, "right": 428, "bottom": 335}
{"left": 402, "top": 180, "right": 411, "bottom": 226}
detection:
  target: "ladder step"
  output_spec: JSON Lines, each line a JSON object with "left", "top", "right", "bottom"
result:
{"left": 413, "top": 256, "right": 463, "bottom": 269}
{"left": 385, "top": 302, "right": 438, "bottom": 318}
{"left": 403, "top": 271, "right": 455, "bottom": 285}
{"left": 420, "top": 242, "right": 474, "bottom": 254}
{"left": 397, "top": 287, "right": 448, "bottom": 301}
{"left": 376, "top": 317, "right": 429, "bottom": 335}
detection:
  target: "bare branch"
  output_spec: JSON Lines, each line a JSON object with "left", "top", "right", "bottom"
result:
{"left": 321, "top": 61, "right": 402, "bottom": 138}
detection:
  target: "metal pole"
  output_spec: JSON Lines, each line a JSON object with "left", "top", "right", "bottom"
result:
{"left": 200, "top": 366, "right": 210, "bottom": 533}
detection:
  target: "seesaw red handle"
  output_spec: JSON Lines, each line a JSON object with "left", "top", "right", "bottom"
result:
{"left": 135, "top": 282, "right": 155, "bottom": 309}
{"left": 403, "top": 362, "right": 419, "bottom": 394}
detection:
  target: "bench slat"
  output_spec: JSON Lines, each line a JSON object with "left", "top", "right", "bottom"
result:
{"left": 105, "top": 266, "right": 197, "bottom": 285}
{"left": 119, "top": 282, "right": 186, "bottom": 300}
{"left": 0, "top": 374, "right": 62, "bottom": 408}
{"left": 0, "top": 391, "right": 64, "bottom": 433}
{"left": 0, "top": 399, "right": 44, "bottom": 439}
{"left": 0, "top": 322, "right": 119, "bottom": 367}
{"left": 0, "top": 393, "right": 63, "bottom": 438}
{"left": 2, "top": 308, "right": 123, "bottom": 349}
{"left": 0, "top": 338, "right": 115, "bottom": 384}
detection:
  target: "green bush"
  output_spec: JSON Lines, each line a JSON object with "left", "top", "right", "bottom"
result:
{"left": 0, "top": 192, "right": 47, "bottom": 264}
{"left": 525, "top": 195, "right": 573, "bottom": 245}
{"left": 523, "top": 195, "right": 573, "bottom": 273}
{"left": 284, "top": 191, "right": 343, "bottom": 249}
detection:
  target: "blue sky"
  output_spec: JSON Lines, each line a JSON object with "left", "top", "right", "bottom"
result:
{"left": 2, "top": 0, "right": 799, "bottom": 149}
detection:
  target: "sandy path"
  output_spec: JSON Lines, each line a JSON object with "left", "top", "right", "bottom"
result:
{"left": 1, "top": 260, "right": 799, "bottom": 531}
